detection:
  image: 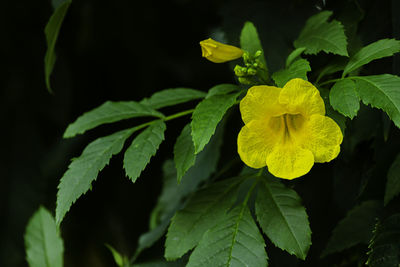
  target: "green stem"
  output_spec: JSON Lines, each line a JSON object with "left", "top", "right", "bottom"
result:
{"left": 163, "top": 108, "right": 195, "bottom": 121}
{"left": 318, "top": 78, "right": 345, "bottom": 87}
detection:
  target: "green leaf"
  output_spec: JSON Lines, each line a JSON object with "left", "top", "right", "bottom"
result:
{"left": 329, "top": 79, "right": 360, "bottom": 118}
{"left": 294, "top": 11, "right": 348, "bottom": 56}
{"left": 343, "top": 39, "right": 400, "bottom": 77}
{"left": 240, "top": 21, "right": 268, "bottom": 80}
{"left": 322, "top": 200, "right": 382, "bottom": 257}
{"left": 271, "top": 59, "right": 311, "bottom": 87}
{"left": 44, "top": 0, "right": 71, "bottom": 93}
{"left": 316, "top": 58, "right": 347, "bottom": 83}
{"left": 174, "top": 124, "right": 196, "bottom": 183}
{"left": 255, "top": 176, "right": 311, "bottom": 260}
{"left": 165, "top": 177, "right": 244, "bottom": 260}
{"left": 56, "top": 127, "right": 135, "bottom": 226}
{"left": 384, "top": 153, "right": 400, "bottom": 205}
{"left": 367, "top": 214, "right": 400, "bottom": 267}
{"left": 191, "top": 92, "right": 239, "bottom": 154}
{"left": 24, "top": 207, "right": 64, "bottom": 267}
{"left": 123, "top": 120, "right": 166, "bottom": 183}
{"left": 319, "top": 87, "right": 347, "bottom": 134}
{"left": 186, "top": 202, "right": 268, "bottom": 267}
{"left": 64, "top": 101, "right": 164, "bottom": 138}
{"left": 206, "top": 84, "right": 240, "bottom": 98}
{"left": 105, "top": 244, "right": 128, "bottom": 267}
{"left": 139, "top": 88, "right": 206, "bottom": 109}
{"left": 134, "top": 219, "right": 171, "bottom": 263}
{"left": 286, "top": 47, "right": 306, "bottom": 67}
{"left": 353, "top": 74, "right": 400, "bottom": 128}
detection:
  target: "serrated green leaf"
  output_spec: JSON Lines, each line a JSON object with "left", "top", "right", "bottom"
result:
{"left": 294, "top": 11, "right": 348, "bottom": 56}
{"left": 24, "top": 207, "right": 64, "bottom": 267}
{"left": 272, "top": 59, "right": 311, "bottom": 87}
{"left": 186, "top": 201, "right": 268, "bottom": 267}
{"left": 191, "top": 92, "right": 239, "bottom": 154}
{"left": 367, "top": 214, "right": 400, "bottom": 267}
{"left": 206, "top": 84, "right": 240, "bottom": 98}
{"left": 64, "top": 101, "right": 164, "bottom": 138}
{"left": 123, "top": 121, "right": 166, "bottom": 183}
{"left": 44, "top": 0, "right": 71, "bottom": 93}
{"left": 240, "top": 21, "right": 268, "bottom": 80}
{"left": 353, "top": 74, "right": 400, "bottom": 128}
{"left": 329, "top": 79, "right": 360, "bottom": 118}
{"left": 165, "top": 177, "right": 244, "bottom": 260}
{"left": 139, "top": 88, "right": 206, "bottom": 109}
{"left": 174, "top": 124, "right": 196, "bottom": 183}
{"left": 286, "top": 47, "right": 306, "bottom": 67}
{"left": 56, "top": 127, "right": 136, "bottom": 226}
{"left": 322, "top": 200, "right": 382, "bottom": 257}
{"left": 343, "top": 39, "right": 400, "bottom": 77}
{"left": 384, "top": 153, "right": 400, "bottom": 205}
{"left": 255, "top": 176, "right": 311, "bottom": 260}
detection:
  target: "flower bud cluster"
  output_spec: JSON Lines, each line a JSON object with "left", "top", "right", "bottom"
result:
{"left": 234, "top": 50, "right": 265, "bottom": 85}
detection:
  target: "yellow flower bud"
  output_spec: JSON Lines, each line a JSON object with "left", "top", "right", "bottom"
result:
{"left": 199, "top": 38, "right": 243, "bottom": 63}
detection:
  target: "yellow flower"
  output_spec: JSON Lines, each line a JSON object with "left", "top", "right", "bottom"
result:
{"left": 200, "top": 38, "right": 243, "bottom": 63}
{"left": 237, "top": 78, "right": 343, "bottom": 179}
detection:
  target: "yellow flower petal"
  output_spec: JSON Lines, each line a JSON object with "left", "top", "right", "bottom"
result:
{"left": 199, "top": 38, "right": 243, "bottom": 63}
{"left": 240, "top": 85, "right": 285, "bottom": 124}
{"left": 279, "top": 78, "right": 325, "bottom": 117}
{"left": 266, "top": 143, "right": 314, "bottom": 180}
{"left": 237, "top": 120, "right": 278, "bottom": 168}
{"left": 300, "top": 114, "right": 343, "bottom": 163}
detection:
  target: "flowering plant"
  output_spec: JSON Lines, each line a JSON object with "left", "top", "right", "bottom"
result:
{"left": 23, "top": 3, "right": 400, "bottom": 267}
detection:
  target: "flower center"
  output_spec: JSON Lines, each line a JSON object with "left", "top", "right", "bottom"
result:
{"left": 268, "top": 113, "right": 305, "bottom": 143}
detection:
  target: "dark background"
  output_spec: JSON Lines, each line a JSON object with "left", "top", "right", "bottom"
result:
{"left": 1, "top": 0, "right": 399, "bottom": 266}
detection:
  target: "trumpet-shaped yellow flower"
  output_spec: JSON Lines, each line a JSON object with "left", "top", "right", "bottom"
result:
{"left": 237, "top": 78, "right": 343, "bottom": 179}
{"left": 200, "top": 38, "right": 243, "bottom": 63}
